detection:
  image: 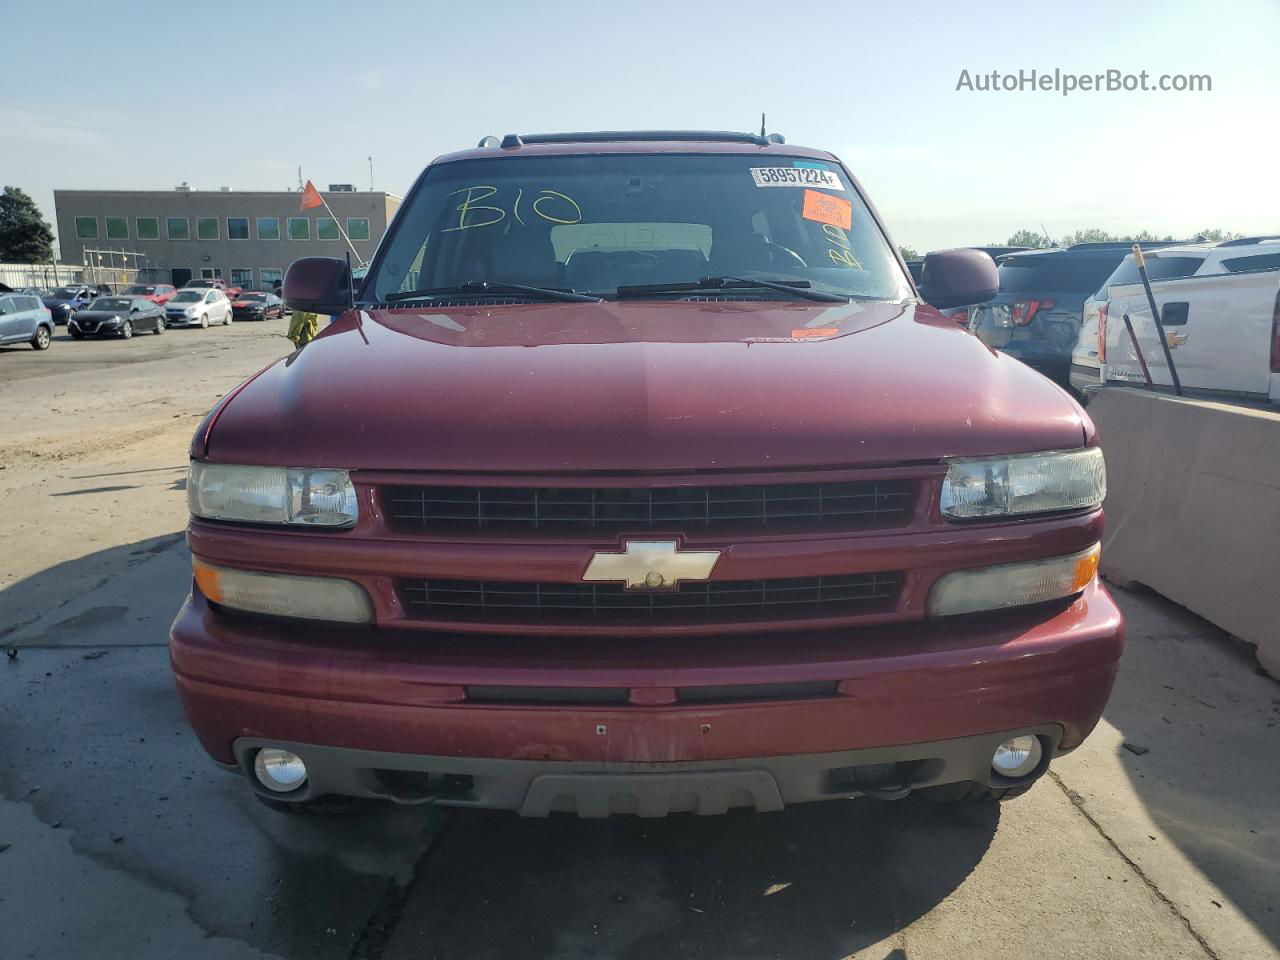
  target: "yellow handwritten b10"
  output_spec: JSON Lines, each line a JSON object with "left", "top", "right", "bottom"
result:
{"left": 443, "top": 185, "right": 583, "bottom": 232}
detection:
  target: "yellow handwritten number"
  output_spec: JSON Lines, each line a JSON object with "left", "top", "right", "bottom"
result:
{"left": 442, "top": 185, "right": 505, "bottom": 232}
{"left": 532, "top": 190, "right": 583, "bottom": 225}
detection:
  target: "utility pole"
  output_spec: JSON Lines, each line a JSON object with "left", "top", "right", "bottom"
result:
{"left": 368, "top": 156, "right": 374, "bottom": 191}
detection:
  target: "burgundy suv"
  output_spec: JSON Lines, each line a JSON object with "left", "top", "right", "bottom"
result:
{"left": 170, "top": 131, "right": 1122, "bottom": 817}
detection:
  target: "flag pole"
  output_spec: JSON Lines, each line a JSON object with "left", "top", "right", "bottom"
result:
{"left": 300, "top": 179, "right": 367, "bottom": 267}
{"left": 316, "top": 193, "right": 365, "bottom": 267}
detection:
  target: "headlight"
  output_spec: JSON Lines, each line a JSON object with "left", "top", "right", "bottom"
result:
{"left": 188, "top": 462, "right": 358, "bottom": 527}
{"left": 926, "top": 543, "right": 1100, "bottom": 616}
{"left": 193, "top": 558, "right": 372, "bottom": 623}
{"left": 940, "top": 447, "right": 1105, "bottom": 519}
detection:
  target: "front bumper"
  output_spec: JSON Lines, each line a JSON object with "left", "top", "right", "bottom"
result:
{"left": 170, "top": 579, "right": 1124, "bottom": 813}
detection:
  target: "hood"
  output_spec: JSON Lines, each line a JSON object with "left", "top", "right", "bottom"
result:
{"left": 201, "top": 300, "right": 1089, "bottom": 472}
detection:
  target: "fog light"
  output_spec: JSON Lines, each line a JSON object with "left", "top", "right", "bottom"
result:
{"left": 254, "top": 748, "right": 307, "bottom": 792}
{"left": 991, "top": 736, "right": 1042, "bottom": 778}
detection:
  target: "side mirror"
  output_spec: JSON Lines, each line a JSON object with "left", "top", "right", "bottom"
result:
{"left": 918, "top": 249, "right": 999, "bottom": 310}
{"left": 284, "top": 257, "right": 352, "bottom": 315}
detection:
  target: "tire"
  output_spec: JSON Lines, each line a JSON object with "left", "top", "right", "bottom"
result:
{"left": 120, "top": 320, "right": 133, "bottom": 340}
{"left": 918, "top": 780, "right": 1037, "bottom": 803}
{"left": 224, "top": 310, "right": 232, "bottom": 325}
{"left": 31, "top": 326, "right": 51, "bottom": 350}
{"left": 70, "top": 330, "right": 84, "bottom": 340}
{"left": 200, "top": 313, "right": 209, "bottom": 329}
{"left": 153, "top": 317, "right": 165, "bottom": 335}
{"left": 255, "top": 793, "right": 371, "bottom": 816}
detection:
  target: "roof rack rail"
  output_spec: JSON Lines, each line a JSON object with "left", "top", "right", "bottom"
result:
{"left": 1065, "top": 241, "right": 1141, "bottom": 250}
{"left": 1216, "top": 234, "right": 1280, "bottom": 247}
{"left": 482, "top": 130, "right": 787, "bottom": 149}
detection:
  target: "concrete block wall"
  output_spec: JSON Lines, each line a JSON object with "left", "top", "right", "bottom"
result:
{"left": 1089, "top": 389, "right": 1280, "bottom": 678}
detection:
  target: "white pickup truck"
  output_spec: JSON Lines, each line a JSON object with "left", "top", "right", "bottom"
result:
{"left": 1072, "top": 238, "right": 1280, "bottom": 403}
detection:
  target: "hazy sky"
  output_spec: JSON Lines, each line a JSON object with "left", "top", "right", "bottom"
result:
{"left": 5, "top": 0, "right": 1276, "bottom": 255}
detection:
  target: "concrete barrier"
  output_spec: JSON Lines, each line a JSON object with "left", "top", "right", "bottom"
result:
{"left": 1090, "top": 389, "right": 1280, "bottom": 679}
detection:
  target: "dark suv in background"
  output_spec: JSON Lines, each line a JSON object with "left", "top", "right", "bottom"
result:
{"left": 968, "top": 243, "right": 1177, "bottom": 389}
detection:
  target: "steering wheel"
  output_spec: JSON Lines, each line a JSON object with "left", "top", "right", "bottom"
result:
{"left": 761, "top": 240, "right": 808, "bottom": 269}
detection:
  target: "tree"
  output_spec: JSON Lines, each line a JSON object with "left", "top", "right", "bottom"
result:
{"left": 1004, "top": 229, "right": 1052, "bottom": 249}
{"left": 0, "top": 186, "right": 55, "bottom": 263}
{"left": 1058, "top": 227, "right": 1115, "bottom": 246}
{"left": 1192, "top": 228, "right": 1243, "bottom": 242}
{"left": 898, "top": 245, "right": 919, "bottom": 261}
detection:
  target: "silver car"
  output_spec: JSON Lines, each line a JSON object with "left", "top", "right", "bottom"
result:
{"left": 0, "top": 291, "right": 54, "bottom": 350}
{"left": 165, "top": 288, "right": 234, "bottom": 328}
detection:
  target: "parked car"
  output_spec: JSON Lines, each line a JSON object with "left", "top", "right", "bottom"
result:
{"left": 166, "top": 288, "right": 233, "bottom": 328}
{"left": 967, "top": 242, "right": 1185, "bottom": 389}
{"left": 19, "top": 286, "right": 53, "bottom": 297}
{"left": 932, "top": 246, "right": 1032, "bottom": 323}
{"left": 230, "top": 291, "right": 285, "bottom": 321}
{"left": 1075, "top": 237, "right": 1280, "bottom": 402}
{"left": 123, "top": 283, "right": 177, "bottom": 306}
{"left": 0, "top": 291, "right": 54, "bottom": 350}
{"left": 68, "top": 296, "right": 167, "bottom": 339}
{"left": 41, "top": 284, "right": 97, "bottom": 325}
{"left": 184, "top": 278, "right": 242, "bottom": 299}
{"left": 172, "top": 129, "right": 1119, "bottom": 818}
{"left": 1070, "top": 239, "right": 1280, "bottom": 399}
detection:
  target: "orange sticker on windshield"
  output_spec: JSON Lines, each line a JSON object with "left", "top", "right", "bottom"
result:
{"left": 801, "top": 190, "right": 852, "bottom": 230}
{"left": 791, "top": 328, "right": 838, "bottom": 338}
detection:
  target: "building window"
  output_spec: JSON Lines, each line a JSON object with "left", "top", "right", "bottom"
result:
{"left": 230, "top": 268, "right": 253, "bottom": 289}
{"left": 197, "top": 217, "right": 220, "bottom": 240}
{"left": 167, "top": 217, "right": 190, "bottom": 240}
{"left": 200, "top": 267, "right": 223, "bottom": 280}
{"left": 228, "top": 217, "right": 249, "bottom": 240}
{"left": 256, "top": 217, "right": 280, "bottom": 240}
{"left": 287, "top": 217, "right": 310, "bottom": 240}
{"left": 317, "top": 217, "right": 339, "bottom": 240}
{"left": 347, "top": 218, "right": 371, "bottom": 241}
{"left": 259, "top": 268, "right": 283, "bottom": 290}
{"left": 75, "top": 217, "right": 98, "bottom": 239}
{"left": 136, "top": 217, "right": 159, "bottom": 240}
{"left": 105, "top": 217, "right": 129, "bottom": 240}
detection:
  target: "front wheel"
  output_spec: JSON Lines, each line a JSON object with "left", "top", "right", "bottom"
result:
{"left": 200, "top": 313, "right": 209, "bottom": 329}
{"left": 120, "top": 320, "right": 133, "bottom": 340}
{"left": 31, "top": 326, "right": 52, "bottom": 350}
{"left": 153, "top": 317, "right": 165, "bottom": 335}
{"left": 70, "top": 329, "right": 84, "bottom": 340}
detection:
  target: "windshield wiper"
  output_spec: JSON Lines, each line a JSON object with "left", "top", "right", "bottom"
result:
{"left": 384, "top": 280, "right": 602, "bottom": 304}
{"left": 615, "top": 276, "right": 849, "bottom": 303}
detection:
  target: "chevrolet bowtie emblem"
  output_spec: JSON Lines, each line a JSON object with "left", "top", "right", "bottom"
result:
{"left": 582, "top": 540, "right": 721, "bottom": 590}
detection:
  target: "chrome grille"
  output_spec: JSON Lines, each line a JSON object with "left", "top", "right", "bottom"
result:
{"left": 383, "top": 480, "right": 914, "bottom": 534}
{"left": 398, "top": 572, "right": 900, "bottom": 624}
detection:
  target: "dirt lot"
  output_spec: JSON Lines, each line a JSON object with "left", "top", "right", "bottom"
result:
{"left": 1, "top": 324, "right": 1277, "bottom": 960}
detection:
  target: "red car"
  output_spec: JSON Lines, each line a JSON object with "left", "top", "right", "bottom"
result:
{"left": 184, "top": 278, "right": 242, "bottom": 300}
{"left": 123, "top": 283, "right": 176, "bottom": 306}
{"left": 171, "top": 131, "right": 1123, "bottom": 818}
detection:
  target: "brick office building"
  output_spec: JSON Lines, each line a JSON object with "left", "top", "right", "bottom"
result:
{"left": 53, "top": 186, "right": 400, "bottom": 290}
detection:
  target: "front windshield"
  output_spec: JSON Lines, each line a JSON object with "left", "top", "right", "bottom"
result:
{"left": 52, "top": 287, "right": 79, "bottom": 298}
{"left": 172, "top": 291, "right": 202, "bottom": 303}
{"left": 90, "top": 298, "right": 131, "bottom": 311}
{"left": 370, "top": 153, "right": 912, "bottom": 302}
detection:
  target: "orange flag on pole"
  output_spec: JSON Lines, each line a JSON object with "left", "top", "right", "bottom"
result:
{"left": 299, "top": 180, "right": 323, "bottom": 211}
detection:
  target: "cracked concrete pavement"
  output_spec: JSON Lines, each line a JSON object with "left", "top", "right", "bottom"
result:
{"left": 1, "top": 324, "right": 1277, "bottom": 959}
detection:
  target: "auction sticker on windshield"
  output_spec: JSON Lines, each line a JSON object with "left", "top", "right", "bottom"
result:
{"left": 801, "top": 190, "right": 852, "bottom": 230}
{"left": 750, "top": 167, "right": 843, "bottom": 189}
